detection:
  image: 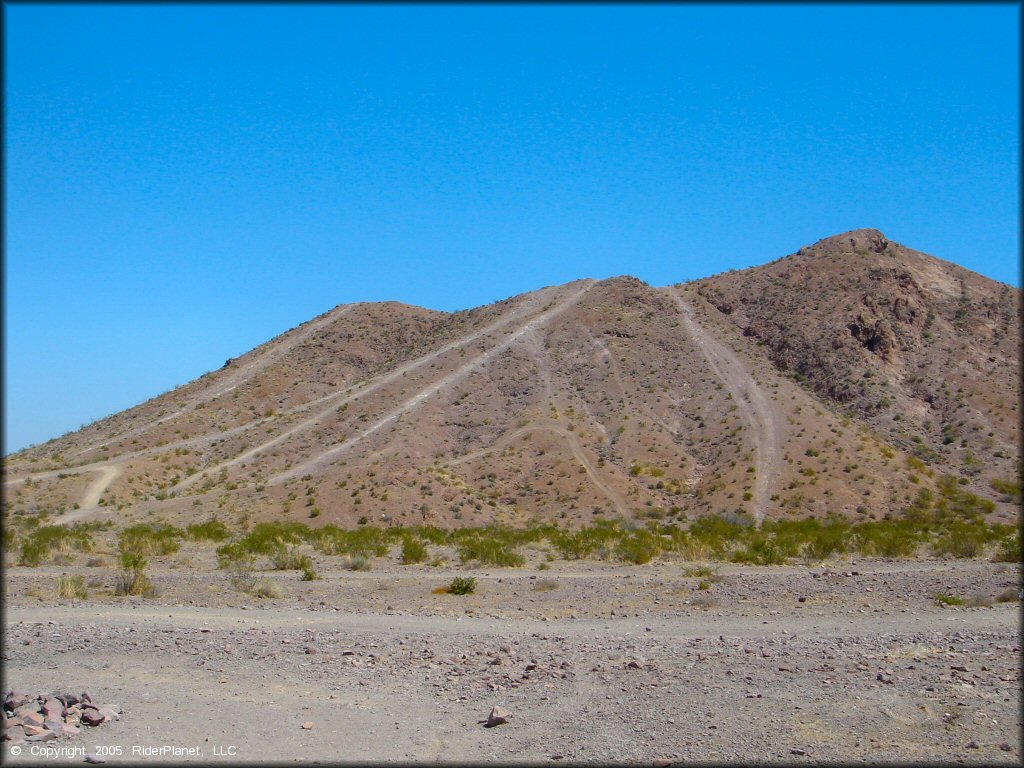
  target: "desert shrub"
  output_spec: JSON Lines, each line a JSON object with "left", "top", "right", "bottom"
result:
{"left": 615, "top": 529, "right": 663, "bottom": 564}
{"left": 731, "top": 535, "right": 786, "bottom": 565}
{"left": 119, "top": 523, "right": 181, "bottom": 556}
{"left": 234, "top": 521, "right": 312, "bottom": 555}
{"left": 253, "top": 578, "right": 284, "bottom": 598}
{"left": 932, "top": 476, "right": 996, "bottom": 523}
{"left": 992, "top": 528, "right": 1022, "bottom": 563}
{"left": 400, "top": 536, "right": 429, "bottom": 565}
{"left": 268, "top": 545, "right": 313, "bottom": 571}
{"left": 348, "top": 556, "right": 372, "bottom": 571}
{"left": 226, "top": 553, "right": 258, "bottom": 593}
{"left": 300, "top": 566, "right": 320, "bottom": 581}
{"left": 933, "top": 592, "right": 965, "bottom": 606}
{"left": 114, "top": 551, "right": 157, "bottom": 597}
{"left": 86, "top": 556, "right": 108, "bottom": 568}
{"left": 185, "top": 518, "right": 231, "bottom": 542}
{"left": 688, "top": 513, "right": 753, "bottom": 557}
{"left": 683, "top": 565, "right": 717, "bottom": 578}
{"left": 55, "top": 574, "right": 87, "bottom": 599}
{"left": 447, "top": 576, "right": 477, "bottom": 595}
{"left": 931, "top": 522, "right": 998, "bottom": 559}
{"left": 549, "top": 529, "right": 600, "bottom": 560}
{"left": 995, "top": 587, "right": 1019, "bottom": 602}
{"left": 18, "top": 525, "right": 94, "bottom": 566}
{"left": 852, "top": 520, "right": 927, "bottom": 557}
{"left": 312, "top": 524, "right": 388, "bottom": 558}
{"left": 697, "top": 579, "right": 712, "bottom": 591}
{"left": 455, "top": 529, "right": 526, "bottom": 567}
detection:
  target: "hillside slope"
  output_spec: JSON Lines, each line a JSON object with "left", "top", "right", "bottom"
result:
{"left": 4, "top": 230, "right": 1019, "bottom": 529}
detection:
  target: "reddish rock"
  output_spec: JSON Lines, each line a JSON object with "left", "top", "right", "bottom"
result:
{"left": 81, "top": 709, "right": 105, "bottom": 727}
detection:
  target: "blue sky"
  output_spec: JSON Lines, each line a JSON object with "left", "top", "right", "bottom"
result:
{"left": 4, "top": 3, "right": 1020, "bottom": 454}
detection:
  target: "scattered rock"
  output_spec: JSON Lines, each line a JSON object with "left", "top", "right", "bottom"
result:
{"left": 81, "top": 710, "right": 105, "bottom": 727}
{"left": 485, "top": 706, "right": 511, "bottom": 728}
{"left": 301, "top": 721, "right": 314, "bottom": 730}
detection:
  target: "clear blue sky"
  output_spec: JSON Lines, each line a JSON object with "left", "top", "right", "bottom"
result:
{"left": 4, "top": 4, "right": 1020, "bottom": 454}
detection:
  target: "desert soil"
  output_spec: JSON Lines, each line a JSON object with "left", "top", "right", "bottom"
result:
{"left": 2, "top": 551, "right": 1021, "bottom": 765}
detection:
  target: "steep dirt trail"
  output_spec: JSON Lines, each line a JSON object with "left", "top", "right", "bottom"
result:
{"left": 171, "top": 284, "right": 582, "bottom": 492}
{"left": 68, "top": 305, "right": 357, "bottom": 459}
{"left": 270, "top": 282, "right": 596, "bottom": 484}
{"left": 667, "top": 288, "right": 781, "bottom": 524}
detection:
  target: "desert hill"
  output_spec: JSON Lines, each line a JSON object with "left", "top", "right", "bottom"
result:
{"left": 4, "top": 230, "right": 1020, "bottom": 530}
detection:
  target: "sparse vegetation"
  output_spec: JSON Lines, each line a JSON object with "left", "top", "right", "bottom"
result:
{"left": 55, "top": 573, "right": 87, "bottom": 599}
{"left": 446, "top": 576, "right": 477, "bottom": 595}
{"left": 115, "top": 551, "right": 157, "bottom": 597}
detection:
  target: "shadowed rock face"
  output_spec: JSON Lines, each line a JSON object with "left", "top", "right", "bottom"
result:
{"left": 5, "top": 231, "right": 1020, "bottom": 529}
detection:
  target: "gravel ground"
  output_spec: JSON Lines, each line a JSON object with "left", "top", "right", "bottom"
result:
{"left": 2, "top": 556, "right": 1020, "bottom": 764}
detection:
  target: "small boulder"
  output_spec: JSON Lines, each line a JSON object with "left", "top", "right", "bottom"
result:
{"left": 81, "top": 709, "right": 105, "bottom": 727}
{"left": 485, "top": 706, "right": 511, "bottom": 728}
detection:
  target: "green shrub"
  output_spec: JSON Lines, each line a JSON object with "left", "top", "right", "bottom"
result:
{"left": 992, "top": 528, "right": 1022, "bottom": 563}
{"left": 400, "top": 536, "right": 429, "bottom": 565}
{"left": 447, "top": 576, "right": 477, "bottom": 595}
{"left": 300, "top": 566, "right": 320, "bottom": 581}
{"left": 18, "top": 525, "right": 94, "bottom": 566}
{"left": 931, "top": 522, "right": 998, "bottom": 559}
{"left": 456, "top": 531, "right": 525, "bottom": 567}
{"left": 115, "top": 551, "right": 156, "bottom": 597}
{"left": 933, "top": 592, "right": 965, "bottom": 606}
{"left": 731, "top": 535, "right": 786, "bottom": 565}
{"left": 853, "top": 520, "right": 927, "bottom": 557}
{"left": 269, "top": 545, "right": 313, "bottom": 571}
{"left": 119, "top": 523, "right": 181, "bottom": 556}
{"left": 615, "top": 529, "right": 663, "bottom": 564}
{"left": 185, "top": 518, "right": 231, "bottom": 542}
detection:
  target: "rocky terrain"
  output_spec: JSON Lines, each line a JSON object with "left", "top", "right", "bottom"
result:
{"left": 2, "top": 555, "right": 1020, "bottom": 764}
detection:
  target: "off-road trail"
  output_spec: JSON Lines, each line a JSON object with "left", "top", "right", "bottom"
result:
{"left": 270, "top": 282, "right": 595, "bottom": 484}
{"left": 68, "top": 306, "right": 357, "bottom": 459}
{"left": 170, "top": 283, "right": 587, "bottom": 492}
{"left": 4, "top": 465, "right": 122, "bottom": 524}
{"left": 668, "top": 288, "right": 781, "bottom": 524}
{"left": 448, "top": 422, "right": 628, "bottom": 517}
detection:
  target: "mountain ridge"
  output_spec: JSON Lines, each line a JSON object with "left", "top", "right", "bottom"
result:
{"left": 4, "top": 230, "right": 1019, "bottom": 531}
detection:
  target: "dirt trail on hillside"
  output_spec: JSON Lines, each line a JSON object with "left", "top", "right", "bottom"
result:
{"left": 668, "top": 288, "right": 781, "bottom": 524}
{"left": 4, "top": 465, "right": 122, "bottom": 524}
{"left": 168, "top": 285, "right": 576, "bottom": 493}
{"left": 68, "top": 306, "right": 357, "bottom": 459}
{"left": 270, "top": 282, "right": 595, "bottom": 483}
{"left": 449, "top": 421, "right": 628, "bottom": 517}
